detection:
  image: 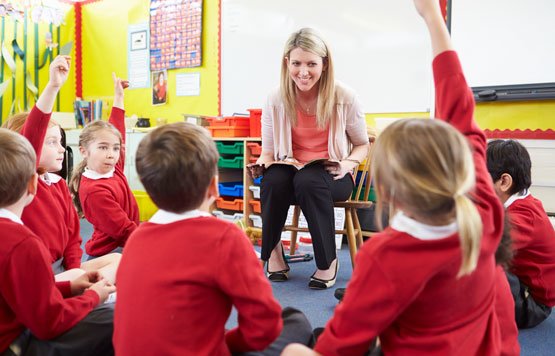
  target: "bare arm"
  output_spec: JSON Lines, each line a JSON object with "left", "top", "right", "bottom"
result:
{"left": 414, "top": 0, "right": 453, "bottom": 57}
{"left": 36, "top": 56, "right": 71, "bottom": 113}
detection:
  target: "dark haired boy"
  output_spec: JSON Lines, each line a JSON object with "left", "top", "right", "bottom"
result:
{"left": 487, "top": 139, "right": 555, "bottom": 328}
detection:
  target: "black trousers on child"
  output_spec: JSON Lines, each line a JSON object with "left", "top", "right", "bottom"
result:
{"left": 260, "top": 164, "right": 353, "bottom": 270}
{"left": 506, "top": 271, "right": 553, "bottom": 329}
{"left": 3, "top": 304, "right": 114, "bottom": 356}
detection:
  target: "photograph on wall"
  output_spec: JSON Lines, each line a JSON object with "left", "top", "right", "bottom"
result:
{"left": 149, "top": 0, "right": 203, "bottom": 70}
{"left": 152, "top": 69, "right": 168, "bottom": 105}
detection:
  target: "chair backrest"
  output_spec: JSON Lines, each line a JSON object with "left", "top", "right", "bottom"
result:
{"left": 350, "top": 140, "right": 374, "bottom": 203}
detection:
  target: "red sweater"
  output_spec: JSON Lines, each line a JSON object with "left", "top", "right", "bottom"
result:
{"left": 114, "top": 216, "right": 282, "bottom": 355}
{"left": 507, "top": 194, "right": 555, "bottom": 306}
{"left": 0, "top": 218, "right": 98, "bottom": 352}
{"left": 21, "top": 106, "right": 83, "bottom": 269}
{"left": 314, "top": 51, "right": 505, "bottom": 355}
{"left": 495, "top": 266, "right": 520, "bottom": 356}
{"left": 80, "top": 107, "right": 139, "bottom": 256}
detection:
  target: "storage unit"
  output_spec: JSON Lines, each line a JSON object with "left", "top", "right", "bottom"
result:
{"left": 218, "top": 182, "right": 244, "bottom": 197}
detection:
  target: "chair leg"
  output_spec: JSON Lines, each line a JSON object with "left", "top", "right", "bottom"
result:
{"left": 345, "top": 209, "right": 357, "bottom": 269}
{"left": 289, "top": 206, "right": 301, "bottom": 255}
{"left": 352, "top": 208, "right": 363, "bottom": 248}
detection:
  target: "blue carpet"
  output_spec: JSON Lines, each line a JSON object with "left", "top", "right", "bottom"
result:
{"left": 80, "top": 219, "right": 554, "bottom": 353}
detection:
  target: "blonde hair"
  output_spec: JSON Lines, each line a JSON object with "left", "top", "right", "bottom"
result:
{"left": 69, "top": 121, "right": 122, "bottom": 216}
{"left": 0, "top": 128, "right": 36, "bottom": 207}
{"left": 2, "top": 112, "right": 60, "bottom": 175}
{"left": 372, "top": 119, "right": 482, "bottom": 277}
{"left": 280, "top": 27, "right": 335, "bottom": 128}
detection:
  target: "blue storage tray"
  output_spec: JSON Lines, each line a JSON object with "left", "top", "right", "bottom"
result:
{"left": 218, "top": 182, "right": 244, "bottom": 197}
{"left": 253, "top": 176, "right": 262, "bottom": 185}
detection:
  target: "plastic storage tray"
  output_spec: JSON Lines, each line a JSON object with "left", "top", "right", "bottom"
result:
{"left": 249, "top": 200, "right": 261, "bottom": 213}
{"left": 246, "top": 142, "right": 262, "bottom": 156}
{"left": 213, "top": 210, "right": 244, "bottom": 222}
{"left": 218, "top": 182, "right": 244, "bottom": 197}
{"left": 218, "top": 156, "right": 244, "bottom": 169}
{"left": 248, "top": 185, "right": 260, "bottom": 199}
{"left": 208, "top": 126, "right": 250, "bottom": 138}
{"left": 216, "top": 197, "right": 244, "bottom": 211}
{"left": 216, "top": 141, "right": 244, "bottom": 155}
{"left": 249, "top": 214, "right": 262, "bottom": 228}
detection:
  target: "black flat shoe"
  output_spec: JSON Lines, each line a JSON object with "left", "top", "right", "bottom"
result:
{"left": 334, "top": 287, "right": 346, "bottom": 301}
{"left": 266, "top": 243, "right": 290, "bottom": 282}
{"left": 309, "top": 260, "right": 339, "bottom": 290}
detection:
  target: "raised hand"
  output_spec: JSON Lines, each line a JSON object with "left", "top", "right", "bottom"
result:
{"left": 48, "top": 55, "right": 71, "bottom": 89}
{"left": 112, "top": 72, "right": 128, "bottom": 109}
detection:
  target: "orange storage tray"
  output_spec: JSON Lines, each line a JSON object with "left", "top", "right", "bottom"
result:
{"left": 248, "top": 156, "right": 258, "bottom": 163}
{"left": 247, "top": 109, "right": 262, "bottom": 137}
{"left": 216, "top": 198, "right": 244, "bottom": 211}
{"left": 246, "top": 142, "right": 262, "bottom": 156}
{"left": 206, "top": 116, "right": 250, "bottom": 127}
{"left": 208, "top": 126, "right": 250, "bottom": 138}
{"left": 249, "top": 200, "right": 261, "bottom": 213}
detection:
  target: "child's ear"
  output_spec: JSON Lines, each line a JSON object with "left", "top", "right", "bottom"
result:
{"left": 25, "top": 173, "right": 39, "bottom": 206}
{"left": 206, "top": 175, "right": 219, "bottom": 200}
{"left": 498, "top": 173, "right": 513, "bottom": 193}
{"left": 79, "top": 146, "right": 88, "bottom": 158}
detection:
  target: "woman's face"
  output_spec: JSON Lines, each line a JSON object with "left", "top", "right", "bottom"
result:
{"left": 286, "top": 47, "right": 325, "bottom": 93}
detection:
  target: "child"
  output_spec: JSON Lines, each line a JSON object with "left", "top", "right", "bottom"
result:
{"left": 283, "top": 0, "right": 516, "bottom": 354}
{"left": 0, "top": 128, "right": 115, "bottom": 355}
{"left": 114, "top": 123, "right": 312, "bottom": 355}
{"left": 487, "top": 139, "right": 555, "bottom": 328}
{"left": 69, "top": 73, "right": 139, "bottom": 259}
{"left": 2, "top": 56, "right": 120, "bottom": 283}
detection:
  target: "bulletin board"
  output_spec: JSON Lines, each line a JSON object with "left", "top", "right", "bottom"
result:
{"left": 221, "top": 0, "right": 433, "bottom": 116}
{"left": 450, "top": 0, "right": 555, "bottom": 92}
{"left": 149, "top": 0, "right": 203, "bottom": 70}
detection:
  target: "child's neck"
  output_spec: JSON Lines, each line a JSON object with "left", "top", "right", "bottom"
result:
{"left": 1, "top": 199, "right": 27, "bottom": 219}
{"left": 404, "top": 210, "right": 455, "bottom": 226}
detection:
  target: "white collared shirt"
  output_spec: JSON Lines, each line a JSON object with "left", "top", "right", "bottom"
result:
{"left": 149, "top": 209, "right": 211, "bottom": 224}
{"left": 504, "top": 189, "right": 530, "bottom": 209}
{"left": 82, "top": 168, "right": 115, "bottom": 180}
{"left": 40, "top": 172, "right": 63, "bottom": 186}
{"left": 0, "top": 208, "right": 23, "bottom": 225}
{"left": 391, "top": 211, "right": 458, "bottom": 241}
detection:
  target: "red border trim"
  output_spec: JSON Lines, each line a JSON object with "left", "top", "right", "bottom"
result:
{"left": 484, "top": 129, "right": 555, "bottom": 140}
{"left": 218, "top": 0, "right": 222, "bottom": 116}
{"left": 75, "top": 2, "right": 82, "bottom": 98}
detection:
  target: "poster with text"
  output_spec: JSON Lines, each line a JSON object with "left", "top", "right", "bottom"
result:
{"left": 149, "top": 0, "right": 203, "bottom": 70}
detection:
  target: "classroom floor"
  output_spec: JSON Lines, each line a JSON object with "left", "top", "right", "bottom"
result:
{"left": 80, "top": 220, "right": 554, "bottom": 355}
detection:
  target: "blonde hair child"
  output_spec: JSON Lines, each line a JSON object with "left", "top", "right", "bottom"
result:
{"left": 283, "top": 0, "right": 509, "bottom": 354}
{"left": 69, "top": 73, "right": 139, "bottom": 259}
{"left": 2, "top": 56, "right": 120, "bottom": 284}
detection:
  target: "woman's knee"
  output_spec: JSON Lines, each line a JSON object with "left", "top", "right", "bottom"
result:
{"left": 293, "top": 168, "right": 327, "bottom": 193}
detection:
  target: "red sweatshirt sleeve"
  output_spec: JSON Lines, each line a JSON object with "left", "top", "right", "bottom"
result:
{"left": 221, "top": 225, "right": 282, "bottom": 353}
{"left": 55, "top": 281, "right": 72, "bottom": 298}
{"left": 56, "top": 181, "right": 83, "bottom": 269}
{"left": 432, "top": 50, "right": 504, "bottom": 254}
{"left": 82, "top": 189, "right": 138, "bottom": 245}
{"left": 0, "top": 238, "right": 99, "bottom": 340}
{"left": 108, "top": 107, "right": 126, "bottom": 171}
{"left": 21, "top": 106, "right": 52, "bottom": 167}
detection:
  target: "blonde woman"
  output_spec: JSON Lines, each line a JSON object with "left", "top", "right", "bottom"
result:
{"left": 283, "top": 0, "right": 514, "bottom": 354}
{"left": 249, "top": 28, "right": 370, "bottom": 289}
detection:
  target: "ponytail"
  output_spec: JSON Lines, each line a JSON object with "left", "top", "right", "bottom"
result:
{"left": 69, "top": 159, "right": 87, "bottom": 217}
{"left": 454, "top": 194, "right": 482, "bottom": 277}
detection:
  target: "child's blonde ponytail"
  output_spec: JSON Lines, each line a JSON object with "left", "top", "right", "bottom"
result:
{"left": 454, "top": 193, "right": 482, "bottom": 277}
{"left": 69, "top": 159, "right": 88, "bottom": 217}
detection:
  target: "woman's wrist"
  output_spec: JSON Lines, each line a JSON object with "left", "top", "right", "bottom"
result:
{"left": 342, "top": 158, "right": 361, "bottom": 165}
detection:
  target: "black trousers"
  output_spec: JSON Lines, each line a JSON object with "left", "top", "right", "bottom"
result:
{"left": 506, "top": 271, "right": 553, "bottom": 329}
{"left": 260, "top": 164, "right": 353, "bottom": 269}
{"left": 3, "top": 304, "right": 114, "bottom": 356}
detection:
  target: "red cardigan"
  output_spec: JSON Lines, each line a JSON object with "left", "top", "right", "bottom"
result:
{"left": 314, "top": 51, "right": 505, "bottom": 355}
{"left": 0, "top": 218, "right": 98, "bottom": 352}
{"left": 21, "top": 106, "right": 83, "bottom": 269}
{"left": 114, "top": 216, "right": 282, "bottom": 355}
{"left": 80, "top": 107, "right": 139, "bottom": 256}
{"left": 508, "top": 194, "right": 555, "bottom": 306}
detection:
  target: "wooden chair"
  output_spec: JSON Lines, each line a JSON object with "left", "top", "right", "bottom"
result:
{"left": 284, "top": 143, "right": 375, "bottom": 268}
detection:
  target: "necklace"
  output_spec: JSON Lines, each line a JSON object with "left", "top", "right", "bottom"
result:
{"left": 298, "top": 99, "right": 317, "bottom": 114}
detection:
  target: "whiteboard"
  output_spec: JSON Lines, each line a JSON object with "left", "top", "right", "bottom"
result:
{"left": 221, "top": 0, "right": 433, "bottom": 115}
{"left": 450, "top": 0, "right": 555, "bottom": 88}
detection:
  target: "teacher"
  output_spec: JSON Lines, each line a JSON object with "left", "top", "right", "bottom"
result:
{"left": 251, "top": 28, "right": 369, "bottom": 290}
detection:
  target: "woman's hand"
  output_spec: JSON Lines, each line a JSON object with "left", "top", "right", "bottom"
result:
{"left": 48, "top": 55, "right": 71, "bottom": 89}
{"left": 70, "top": 270, "right": 102, "bottom": 296}
{"left": 324, "top": 160, "right": 357, "bottom": 180}
{"left": 247, "top": 163, "right": 265, "bottom": 179}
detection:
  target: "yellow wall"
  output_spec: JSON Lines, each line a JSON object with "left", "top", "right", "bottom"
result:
{"left": 0, "top": 13, "right": 74, "bottom": 123}
{"left": 81, "top": 0, "right": 219, "bottom": 123}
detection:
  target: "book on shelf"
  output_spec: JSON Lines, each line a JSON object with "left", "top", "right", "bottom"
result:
{"left": 74, "top": 99, "right": 104, "bottom": 127}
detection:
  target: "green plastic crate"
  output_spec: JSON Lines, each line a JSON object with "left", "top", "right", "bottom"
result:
{"left": 351, "top": 186, "right": 376, "bottom": 202}
{"left": 218, "top": 156, "right": 244, "bottom": 169}
{"left": 216, "top": 141, "right": 244, "bottom": 155}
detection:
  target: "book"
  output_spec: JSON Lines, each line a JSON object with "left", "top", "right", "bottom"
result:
{"left": 265, "top": 158, "right": 340, "bottom": 170}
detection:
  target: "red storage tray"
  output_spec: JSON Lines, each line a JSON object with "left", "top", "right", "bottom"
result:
{"left": 206, "top": 116, "right": 249, "bottom": 127}
{"left": 246, "top": 142, "right": 262, "bottom": 156}
{"left": 216, "top": 198, "right": 244, "bottom": 211}
{"left": 208, "top": 126, "right": 250, "bottom": 137}
{"left": 248, "top": 109, "right": 262, "bottom": 137}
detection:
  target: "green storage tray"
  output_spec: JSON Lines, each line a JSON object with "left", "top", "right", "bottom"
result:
{"left": 218, "top": 156, "right": 244, "bottom": 169}
{"left": 216, "top": 141, "right": 244, "bottom": 155}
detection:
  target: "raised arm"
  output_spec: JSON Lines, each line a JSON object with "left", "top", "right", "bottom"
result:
{"left": 109, "top": 73, "right": 128, "bottom": 168}
{"left": 22, "top": 56, "right": 70, "bottom": 163}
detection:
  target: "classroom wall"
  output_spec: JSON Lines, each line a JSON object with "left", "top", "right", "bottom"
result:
{"left": 80, "top": 0, "right": 219, "bottom": 122}
{"left": 0, "top": 12, "right": 74, "bottom": 123}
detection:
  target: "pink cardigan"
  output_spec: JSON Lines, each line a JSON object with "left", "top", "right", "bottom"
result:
{"left": 261, "top": 81, "right": 369, "bottom": 161}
